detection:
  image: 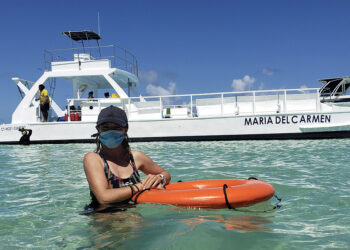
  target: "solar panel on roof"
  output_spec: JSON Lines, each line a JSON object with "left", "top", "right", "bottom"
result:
{"left": 62, "top": 31, "right": 101, "bottom": 41}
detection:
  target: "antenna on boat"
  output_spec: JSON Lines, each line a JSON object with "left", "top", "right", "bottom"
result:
{"left": 97, "top": 12, "right": 101, "bottom": 36}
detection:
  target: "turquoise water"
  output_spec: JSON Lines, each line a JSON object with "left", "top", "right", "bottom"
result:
{"left": 1, "top": 140, "right": 349, "bottom": 249}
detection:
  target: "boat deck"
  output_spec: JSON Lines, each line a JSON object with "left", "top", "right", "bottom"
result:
{"left": 60, "top": 88, "right": 328, "bottom": 123}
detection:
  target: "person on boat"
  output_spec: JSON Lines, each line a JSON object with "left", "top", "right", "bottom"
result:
{"left": 88, "top": 91, "right": 94, "bottom": 99}
{"left": 18, "top": 128, "right": 32, "bottom": 145}
{"left": 83, "top": 105, "right": 171, "bottom": 213}
{"left": 104, "top": 92, "right": 110, "bottom": 98}
{"left": 37, "top": 84, "right": 50, "bottom": 122}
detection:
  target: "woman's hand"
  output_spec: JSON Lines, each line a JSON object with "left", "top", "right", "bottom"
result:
{"left": 133, "top": 150, "right": 171, "bottom": 188}
{"left": 142, "top": 174, "right": 164, "bottom": 189}
{"left": 133, "top": 182, "right": 144, "bottom": 192}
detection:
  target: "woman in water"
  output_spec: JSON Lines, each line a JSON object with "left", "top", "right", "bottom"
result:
{"left": 84, "top": 106, "right": 171, "bottom": 212}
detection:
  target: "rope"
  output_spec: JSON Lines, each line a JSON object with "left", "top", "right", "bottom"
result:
{"left": 246, "top": 177, "right": 282, "bottom": 210}
{"left": 248, "top": 177, "right": 258, "bottom": 180}
{"left": 221, "top": 177, "right": 282, "bottom": 212}
{"left": 223, "top": 184, "right": 235, "bottom": 210}
{"left": 272, "top": 194, "right": 282, "bottom": 209}
{"left": 133, "top": 188, "right": 150, "bottom": 204}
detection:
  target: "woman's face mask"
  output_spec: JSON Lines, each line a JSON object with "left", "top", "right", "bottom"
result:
{"left": 99, "top": 130, "right": 125, "bottom": 149}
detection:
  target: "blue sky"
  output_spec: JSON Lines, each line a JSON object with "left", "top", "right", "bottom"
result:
{"left": 1, "top": 0, "right": 350, "bottom": 123}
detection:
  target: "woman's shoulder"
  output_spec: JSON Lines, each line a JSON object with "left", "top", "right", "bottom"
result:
{"left": 131, "top": 150, "right": 147, "bottom": 159}
{"left": 131, "top": 150, "right": 154, "bottom": 166}
{"left": 84, "top": 151, "right": 100, "bottom": 160}
{"left": 84, "top": 152, "right": 103, "bottom": 168}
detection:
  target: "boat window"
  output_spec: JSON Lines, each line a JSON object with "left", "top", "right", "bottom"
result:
{"left": 344, "top": 83, "right": 350, "bottom": 95}
{"left": 320, "top": 79, "right": 342, "bottom": 96}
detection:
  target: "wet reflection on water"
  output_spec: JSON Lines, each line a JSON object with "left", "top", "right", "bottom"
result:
{"left": 86, "top": 211, "right": 145, "bottom": 249}
{"left": 180, "top": 215, "right": 272, "bottom": 232}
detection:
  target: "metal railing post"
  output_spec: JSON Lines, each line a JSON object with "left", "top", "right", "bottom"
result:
{"left": 284, "top": 90, "right": 287, "bottom": 112}
{"left": 113, "top": 45, "right": 116, "bottom": 67}
{"left": 125, "top": 49, "right": 127, "bottom": 70}
{"left": 316, "top": 90, "right": 320, "bottom": 112}
{"left": 253, "top": 92, "right": 256, "bottom": 114}
{"left": 221, "top": 93, "right": 224, "bottom": 115}
{"left": 235, "top": 95, "right": 239, "bottom": 115}
{"left": 160, "top": 97, "right": 163, "bottom": 117}
{"left": 190, "top": 95, "right": 193, "bottom": 117}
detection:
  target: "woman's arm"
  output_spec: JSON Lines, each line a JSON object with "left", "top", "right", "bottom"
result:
{"left": 83, "top": 152, "right": 143, "bottom": 206}
{"left": 132, "top": 150, "right": 171, "bottom": 189}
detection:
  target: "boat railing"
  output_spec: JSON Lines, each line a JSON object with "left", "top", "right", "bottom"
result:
{"left": 63, "top": 88, "right": 321, "bottom": 122}
{"left": 44, "top": 44, "right": 138, "bottom": 76}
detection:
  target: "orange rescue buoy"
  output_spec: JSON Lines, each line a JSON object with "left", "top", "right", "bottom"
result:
{"left": 132, "top": 179, "right": 275, "bottom": 209}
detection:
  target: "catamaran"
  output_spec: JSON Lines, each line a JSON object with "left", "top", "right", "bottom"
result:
{"left": 1, "top": 30, "right": 350, "bottom": 144}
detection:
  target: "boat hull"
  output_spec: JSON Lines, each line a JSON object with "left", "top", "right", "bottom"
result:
{"left": 2, "top": 111, "right": 350, "bottom": 144}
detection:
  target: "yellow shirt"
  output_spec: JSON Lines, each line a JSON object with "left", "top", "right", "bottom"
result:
{"left": 39, "top": 89, "right": 50, "bottom": 104}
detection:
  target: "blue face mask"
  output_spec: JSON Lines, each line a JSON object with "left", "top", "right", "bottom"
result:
{"left": 99, "top": 130, "right": 125, "bottom": 149}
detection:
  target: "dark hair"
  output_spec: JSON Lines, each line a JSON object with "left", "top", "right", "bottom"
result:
{"left": 39, "top": 84, "right": 45, "bottom": 91}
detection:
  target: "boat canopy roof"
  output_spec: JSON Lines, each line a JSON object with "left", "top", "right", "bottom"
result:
{"left": 62, "top": 31, "right": 101, "bottom": 41}
{"left": 61, "top": 68, "right": 139, "bottom": 90}
{"left": 318, "top": 77, "right": 349, "bottom": 84}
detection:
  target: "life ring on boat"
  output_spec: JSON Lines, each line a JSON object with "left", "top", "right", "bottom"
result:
{"left": 132, "top": 179, "right": 275, "bottom": 209}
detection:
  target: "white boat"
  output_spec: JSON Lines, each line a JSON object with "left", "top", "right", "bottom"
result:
{"left": 2, "top": 30, "right": 350, "bottom": 144}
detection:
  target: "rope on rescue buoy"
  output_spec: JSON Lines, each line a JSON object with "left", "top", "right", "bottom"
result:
{"left": 272, "top": 194, "right": 282, "bottom": 209}
{"left": 133, "top": 188, "right": 151, "bottom": 204}
{"left": 247, "top": 176, "right": 282, "bottom": 211}
{"left": 248, "top": 177, "right": 258, "bottom": 180}
{"left": 223, "top": 184, "right": 236, "bottom": 210}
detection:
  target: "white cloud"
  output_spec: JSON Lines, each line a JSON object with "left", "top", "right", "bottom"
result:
{"left": 300, "top": 84, "right": 308, "bottom": 89}
{"left": 139, "top": 70, "right": 158, "bottom": 84}
{"left": 231, "top": 75, "right": 255, "bottom": 91}
{"left": 262, "top": 68, "right": 274, "bottom": 76}
{"left": 146, "top": 82, "right": 176, "bottom": 96}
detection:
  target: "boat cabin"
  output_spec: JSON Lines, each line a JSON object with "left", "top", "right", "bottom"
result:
{"left": 12, "top": 30, "right": 140, "bottom": 123}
